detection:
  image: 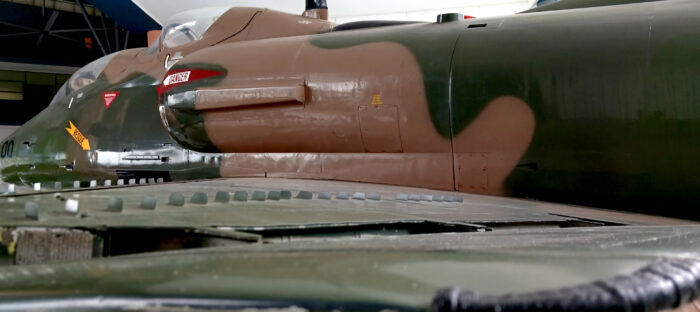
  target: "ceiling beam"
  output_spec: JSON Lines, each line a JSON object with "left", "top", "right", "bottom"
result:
{"left": 0, "top": 0, "right": 101, "bottom": 16}
{"left": 75, "top": 0, "right": 106, "bottom": 55}
{"left": 35, "top": 10, "right": 58, "bottom": 47}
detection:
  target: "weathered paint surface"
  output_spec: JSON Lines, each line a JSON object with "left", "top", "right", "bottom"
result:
{"left": 0, "top": 8, "right": 336, "bottom": 187}
{"left": 2, "top": 2, "right": 700, "bottom": 218}
{"left": 0, "top": 222, "right": 698, "bottom": 309}
{"left": 452, "top": 2, "right": 700, "bottom": 214}
{"left": 1, "top": 3, "right": 700, "bottom": 310}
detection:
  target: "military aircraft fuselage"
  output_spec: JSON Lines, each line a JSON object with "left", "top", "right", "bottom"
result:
{"left": 1, "top": 1, "right": 699, "bottom": 218}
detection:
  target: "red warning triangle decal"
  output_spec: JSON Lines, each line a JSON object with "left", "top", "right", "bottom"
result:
{"left": 103, "top": 91, "right": 119, "bottom": 109}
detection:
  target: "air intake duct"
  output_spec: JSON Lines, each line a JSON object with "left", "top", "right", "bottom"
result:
{"left": 306, "top": 0, "right": 328, "bottom": 10}
{"left": 303, "top": 0, "right": 328, "bottom": 20}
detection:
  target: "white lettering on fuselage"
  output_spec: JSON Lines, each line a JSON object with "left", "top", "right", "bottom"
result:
{"left": 163, "top": 71, "right": 191, "bottom": 87}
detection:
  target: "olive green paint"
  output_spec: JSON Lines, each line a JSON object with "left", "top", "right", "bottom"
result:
{"left": 453, "top": 3, "right": 700, "bottom": 216}
{"left": 0, "top": 224, "right": 699, "bottom": 308}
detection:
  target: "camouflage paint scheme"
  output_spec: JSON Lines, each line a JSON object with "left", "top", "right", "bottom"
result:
{"left": 1, "top": 1, "right": 699, "bottom": 218}
{"left": 0, "top": 178, "right": 697, "bottom": 310}
{"left": 2, "top": 2, "right": 700, "bottom": 310}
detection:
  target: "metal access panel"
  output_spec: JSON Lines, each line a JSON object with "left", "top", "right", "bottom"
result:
{"left": 358, "top": 105, "right": 403, "bottom": 153}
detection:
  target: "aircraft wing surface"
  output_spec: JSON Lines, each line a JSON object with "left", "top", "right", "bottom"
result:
{"left": 0, "top": 178, "right": 698, "bottom": 311}
{"left": 0, "top": 177, "right": 691, "bottom": 229}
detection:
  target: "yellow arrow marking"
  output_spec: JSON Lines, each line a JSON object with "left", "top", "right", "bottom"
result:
{"left": 65, "top": 121, "right": 91, "bottom": 150}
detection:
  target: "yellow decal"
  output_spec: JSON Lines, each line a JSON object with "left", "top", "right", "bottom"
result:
{"left": 7, "top": 242, "right": 15, "bottom": 255}
{"left": 65, "top": 121, "right": 91, "bottom": 150}
{"left": 371, "top": 94, "right": 383, "bottom": 105}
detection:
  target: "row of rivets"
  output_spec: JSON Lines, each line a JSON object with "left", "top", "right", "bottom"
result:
{"left": 396, "top": 194, "right": 463, "bottom": 202}
{"left": 21, "top": 189, "right": 464, "bottom": 220}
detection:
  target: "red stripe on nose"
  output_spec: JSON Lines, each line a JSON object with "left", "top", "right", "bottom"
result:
{"left": 157, "top": 69, "right": 223, "bottom": 95}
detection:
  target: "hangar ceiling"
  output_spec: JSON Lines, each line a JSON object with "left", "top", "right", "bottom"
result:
{"left": 0, "top": 0, "right": 148, "bottom": 67}
{"left": 0, "top": 0, "right": 151, "bottom": 128}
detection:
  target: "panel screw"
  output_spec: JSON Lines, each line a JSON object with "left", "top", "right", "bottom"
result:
{"left": 169, "top": 193, "right": 185, "bottom": 206}
{"left": 107, "top": 197, "right": 123, "bottom": 212}
{"left": 191, "top": 192, "right": 208, "bottom": 205}
{"left": 141, "top": 196, "right": 157, "bottom": 210}
{"left": 24, "top": 202, "right": 39, "bottom": 220}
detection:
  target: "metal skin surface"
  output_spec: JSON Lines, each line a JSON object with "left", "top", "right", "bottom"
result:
{"left": 0, "top": 224, "right": 699, "bottom": 309}
{"left": 0, "top": 8, "right": 334, "bottom": 185}
{"left": 0, "top": 177, "right": 697, "bottom": 311}
{"left": 1, "top": 0, "right": 699, "bottom": 219}
{"left": 4, "top": 2, "right": 700, "bottom": 311}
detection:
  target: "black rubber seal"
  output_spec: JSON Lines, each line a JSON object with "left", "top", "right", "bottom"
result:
{"left": 432, "top": 258, "right": 700, "bottom": 312}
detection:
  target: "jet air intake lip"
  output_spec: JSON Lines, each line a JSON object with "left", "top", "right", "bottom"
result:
{"left": 431, "top": 258, "right": 700, "bottom": 312}
{"left": 306, "top": 0, "right": 328, "bottom": 10}
{"left": 157, "top": 66, "right": 226, "bottom": 153}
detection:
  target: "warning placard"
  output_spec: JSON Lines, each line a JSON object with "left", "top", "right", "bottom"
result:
{"left": 103, "top": 91, "right": 119, "bottom": 109}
